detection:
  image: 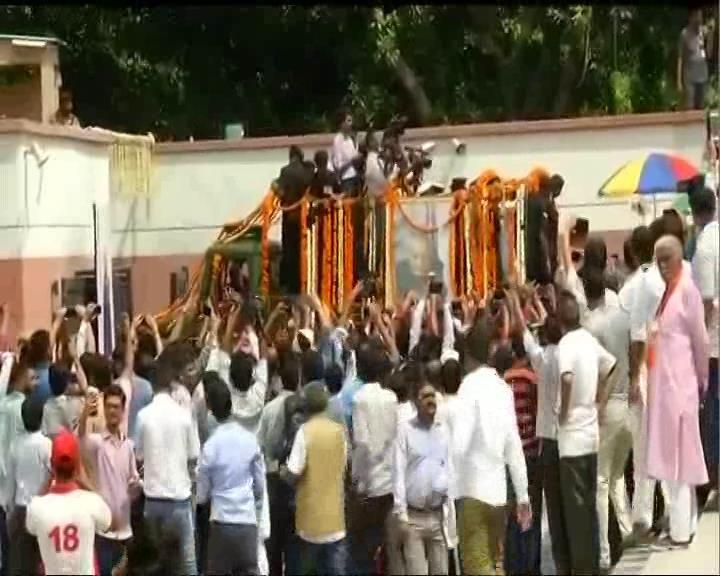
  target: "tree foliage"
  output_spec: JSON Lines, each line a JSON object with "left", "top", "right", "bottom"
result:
{"left": 0, "top": 5, "right": 711, "bottom": 139}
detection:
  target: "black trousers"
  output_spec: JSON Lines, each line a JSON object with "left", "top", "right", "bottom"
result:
{"left": 347, "top": 492, "right": 393, "bottom": 575}
{"left": 207, "top": 522, "right": 258, "bottom": 576}
{"left": 559, "top": 452, "right": 599, "bottom": 576}
{"left": 540, "top": 439, "right": 570, "bottom": 575}
{"left": 281, "top": 214, "right": 301, "bottom": 295}
{"left": 196, "top": 502, "right": 211, "bottom": 575}
{"left": 8, "top": 507, "right": 39, "bottom": 576}
{"left": 0, "top": 507, "right": 9, "bottom": 576}
{"left": 267, "top": 473, "right": 297, "bottom": 576}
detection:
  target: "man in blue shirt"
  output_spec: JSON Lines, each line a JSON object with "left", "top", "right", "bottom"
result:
{"left": 197, "top": 373, "right": 266, "bottom": 575}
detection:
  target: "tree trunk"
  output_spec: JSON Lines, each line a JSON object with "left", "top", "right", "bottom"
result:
{"left": 522, "top": 45, "right": 553, "bottom": 118}
{"left": 552, "top": 51, "right": 577, "bottom": 117}
{"left": 391, "top": 52, "right": 433, "bottom": 125}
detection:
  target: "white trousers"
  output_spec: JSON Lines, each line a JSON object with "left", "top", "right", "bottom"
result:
{"left": 629, "top": 403, "right": 670, "bottom": 530}
{"left": 597, "top": 397, "right": 633, "bottom": 568}
{"left": 667, "top": 481, "right": 698, "bottom": 543}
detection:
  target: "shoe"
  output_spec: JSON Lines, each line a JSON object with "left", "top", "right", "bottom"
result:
{"left": 650, "top": 535, "right": 690, "bottom": 552}
{"left": 629, "top": 524, "right": 656, "bottom": 547}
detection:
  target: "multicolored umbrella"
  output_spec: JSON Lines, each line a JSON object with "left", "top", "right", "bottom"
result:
{"left": 598, "top": 152, "right": 699, "bottom": 198}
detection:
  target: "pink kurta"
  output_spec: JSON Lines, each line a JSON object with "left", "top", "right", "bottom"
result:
{"left": 646, "top": 270, "right": 710, "bottom": 486}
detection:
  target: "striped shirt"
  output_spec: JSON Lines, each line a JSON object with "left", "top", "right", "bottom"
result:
{"left": 504, "top": 366, "right": 539, "bottom": 457}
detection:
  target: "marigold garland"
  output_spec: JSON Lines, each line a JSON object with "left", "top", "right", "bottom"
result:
{"left": 155, "top": 169, "right": 538, "bottom": 330}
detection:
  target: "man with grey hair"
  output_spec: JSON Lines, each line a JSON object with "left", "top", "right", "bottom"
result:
{"left": 646, "top": 235, "right": 710, "bottom": 550}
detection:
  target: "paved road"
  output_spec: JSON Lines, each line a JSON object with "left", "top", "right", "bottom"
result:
{"left": 539, "top": 492, "right": 719, "bottom": 576}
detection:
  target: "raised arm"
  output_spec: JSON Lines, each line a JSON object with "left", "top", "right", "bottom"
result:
{"left": 369, "top": 303, "right": 400, "bottom": 365}
{"left": 408, "top": 297, "right": 426, "bottom": 355}
{"left": 145, "top": 314, "right": 164, "bottom": 358}
{"left": 339, "top": 282, "right": 364, "bottom": 329}
{"left": 0, "top": 303, "right": 9, "bottom": 352}
{"left": 67, "top": 337, "right": 88, "bottom": 395}
{"left": 441, "top": 299, "right": 455, "bottom": 353}
{"left": 50, "top": 308, "right": 66, "bottom": 362}
{"left": 222, "top": 305, "right": 243, "bottom": 355}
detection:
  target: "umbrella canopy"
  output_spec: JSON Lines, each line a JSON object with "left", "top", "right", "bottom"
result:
{"left": 598, "top": 152, "right": 699, "bottom": 198}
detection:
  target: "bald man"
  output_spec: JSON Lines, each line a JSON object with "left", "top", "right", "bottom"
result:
{"left": 646, "top": 236, "right": 710, "bottom": 549}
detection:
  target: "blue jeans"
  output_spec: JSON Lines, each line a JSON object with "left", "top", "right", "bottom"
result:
{"left": 298, "top": 537, "right": 348, "bottom": 576}
{"left": 505, "top": 455, "right": 542, "bottom": 575}
{"left": 96, "top": 536, "right": 127, "bottom": 576}
{"left": 144, "top": 497, "right": 197, "bottom": 575}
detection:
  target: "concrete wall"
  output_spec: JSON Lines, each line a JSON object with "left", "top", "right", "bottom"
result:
{"left": 0, "top": 111, "right": 707, "bottom": 337}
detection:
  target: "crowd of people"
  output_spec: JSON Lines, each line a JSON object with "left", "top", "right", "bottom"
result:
{"left": 274, "top": 110, "right": 433, "bottom": 294}
{"left": 0, "top": 179, "right": 717, "bottom": 576}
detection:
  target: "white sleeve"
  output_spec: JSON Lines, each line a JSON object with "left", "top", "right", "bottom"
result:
{"left": 25, "top": 499, "right": 38, "bottom": 536}
{"left": 557, "top": 336, "right": 574, "bottom": 377}
{"left": 351, "top": 397, "right": 369, "bottom": 492}
{"left": 409, "top": 299, "right": 426, "bottom": 355}
{"left": 565, "top": 266, "right": 588, "bottom": 313}
{"left": 392, "top": 424, "right": 409, "bottom": 522}
{"left": 503, "top": 393, "right": 529, "bottom": 504}
{"left": 92, "top": 493, "right": 113, "bottom": 533}
{"left": 0, "top": 353, "right": 14, "bottom": 398}
{"left": 522, "top": 329, "right": 545, "bottom": 374}
{"left": 245, "top": 359, "right": 269, "bottom": 415}
{"left": 693, "top": 232, "right": 719, "bottom": 301}
{"left": 196, "top": 443, "right": 212, "bottom": 506}
{"left": 630, "top": 274, "right": 651, "bottom": 343}
{"left": 441, "top": 302, "right": 455, "bottom": 354}
{"left": 134, "top": 411, "right": 145, "bottom": 461}
{"left": 186, "top": 414, "right": 201, "bottom": 461}
{"left": 331, "top": 134, "right": 344, "bottom": 172}
{"left": 207, "top": 348, "right": 232, "bottom": 386}
{"left": 286, "top": 428, "right": 307, "bottom": 476}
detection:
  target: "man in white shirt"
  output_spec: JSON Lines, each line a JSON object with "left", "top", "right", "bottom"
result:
{"left": 521, "top": 311, "right": 568, "bottom": 574}
{"left": 206, "top": 328, "right": 268, "bottom": 436}
{"left": 6, "top": 398, "right": 51, "bottom": 574}
{"left": 332, "top": 110, "right": 361, "bottom": 194}
{"left": 364, "top": 131, "right": 389, "bottom": 274}
{"left": 26, "top": 429, "right": 112, "bottom": 576}
{"left": 583, "top": 267, "right": 634, "bottom": 571}
{"left": 135, "top": 347, "right": 201, "bottom": 576}
{"left": 393, "top": 379, "right": 452, "bottom": 575}
{"left": 690, "top": 187, "right": 719, "bottom": 495}
{"left": 453, "top": 328, "right": 530, "bottom": 575}
{"left": 0, "top": 362, "right": 38, "bottom": 573}
{"left": 332, "top": 109, "right": 365, "bottom": 279}
{"left": 557, "top": 290, "right": 616, "bottom": 575}
{"left": 350, "top": 340, "right": 398, "bottom": 574}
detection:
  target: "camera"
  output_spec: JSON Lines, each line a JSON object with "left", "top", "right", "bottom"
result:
{"left": 427, "top": 272, "right": 443, "bottom": 295}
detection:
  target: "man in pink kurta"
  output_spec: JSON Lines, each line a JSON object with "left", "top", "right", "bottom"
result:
{"left": 646, "top": 235, "right": 710, "bottom": 548}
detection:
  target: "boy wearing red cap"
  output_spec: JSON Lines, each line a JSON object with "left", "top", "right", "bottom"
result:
{"left": 26, "top": 430, "right": 112, "bottom": 575}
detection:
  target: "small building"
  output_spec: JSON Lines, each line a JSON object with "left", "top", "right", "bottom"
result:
{"left": 0, "top": 34, "right": 64, "bottom": 124}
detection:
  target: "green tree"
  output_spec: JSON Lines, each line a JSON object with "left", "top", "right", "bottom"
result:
{"left": 0, "top": 5, "right": 705, "bottom": 138}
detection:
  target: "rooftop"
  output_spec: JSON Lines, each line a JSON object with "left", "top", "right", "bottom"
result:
{"left": 0, "top": 34, "right": 65, "bottom": 47}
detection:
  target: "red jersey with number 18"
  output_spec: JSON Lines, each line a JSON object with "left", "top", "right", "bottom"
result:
{"left": 26, "top": 482, "right": 112, "bottom": 575}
